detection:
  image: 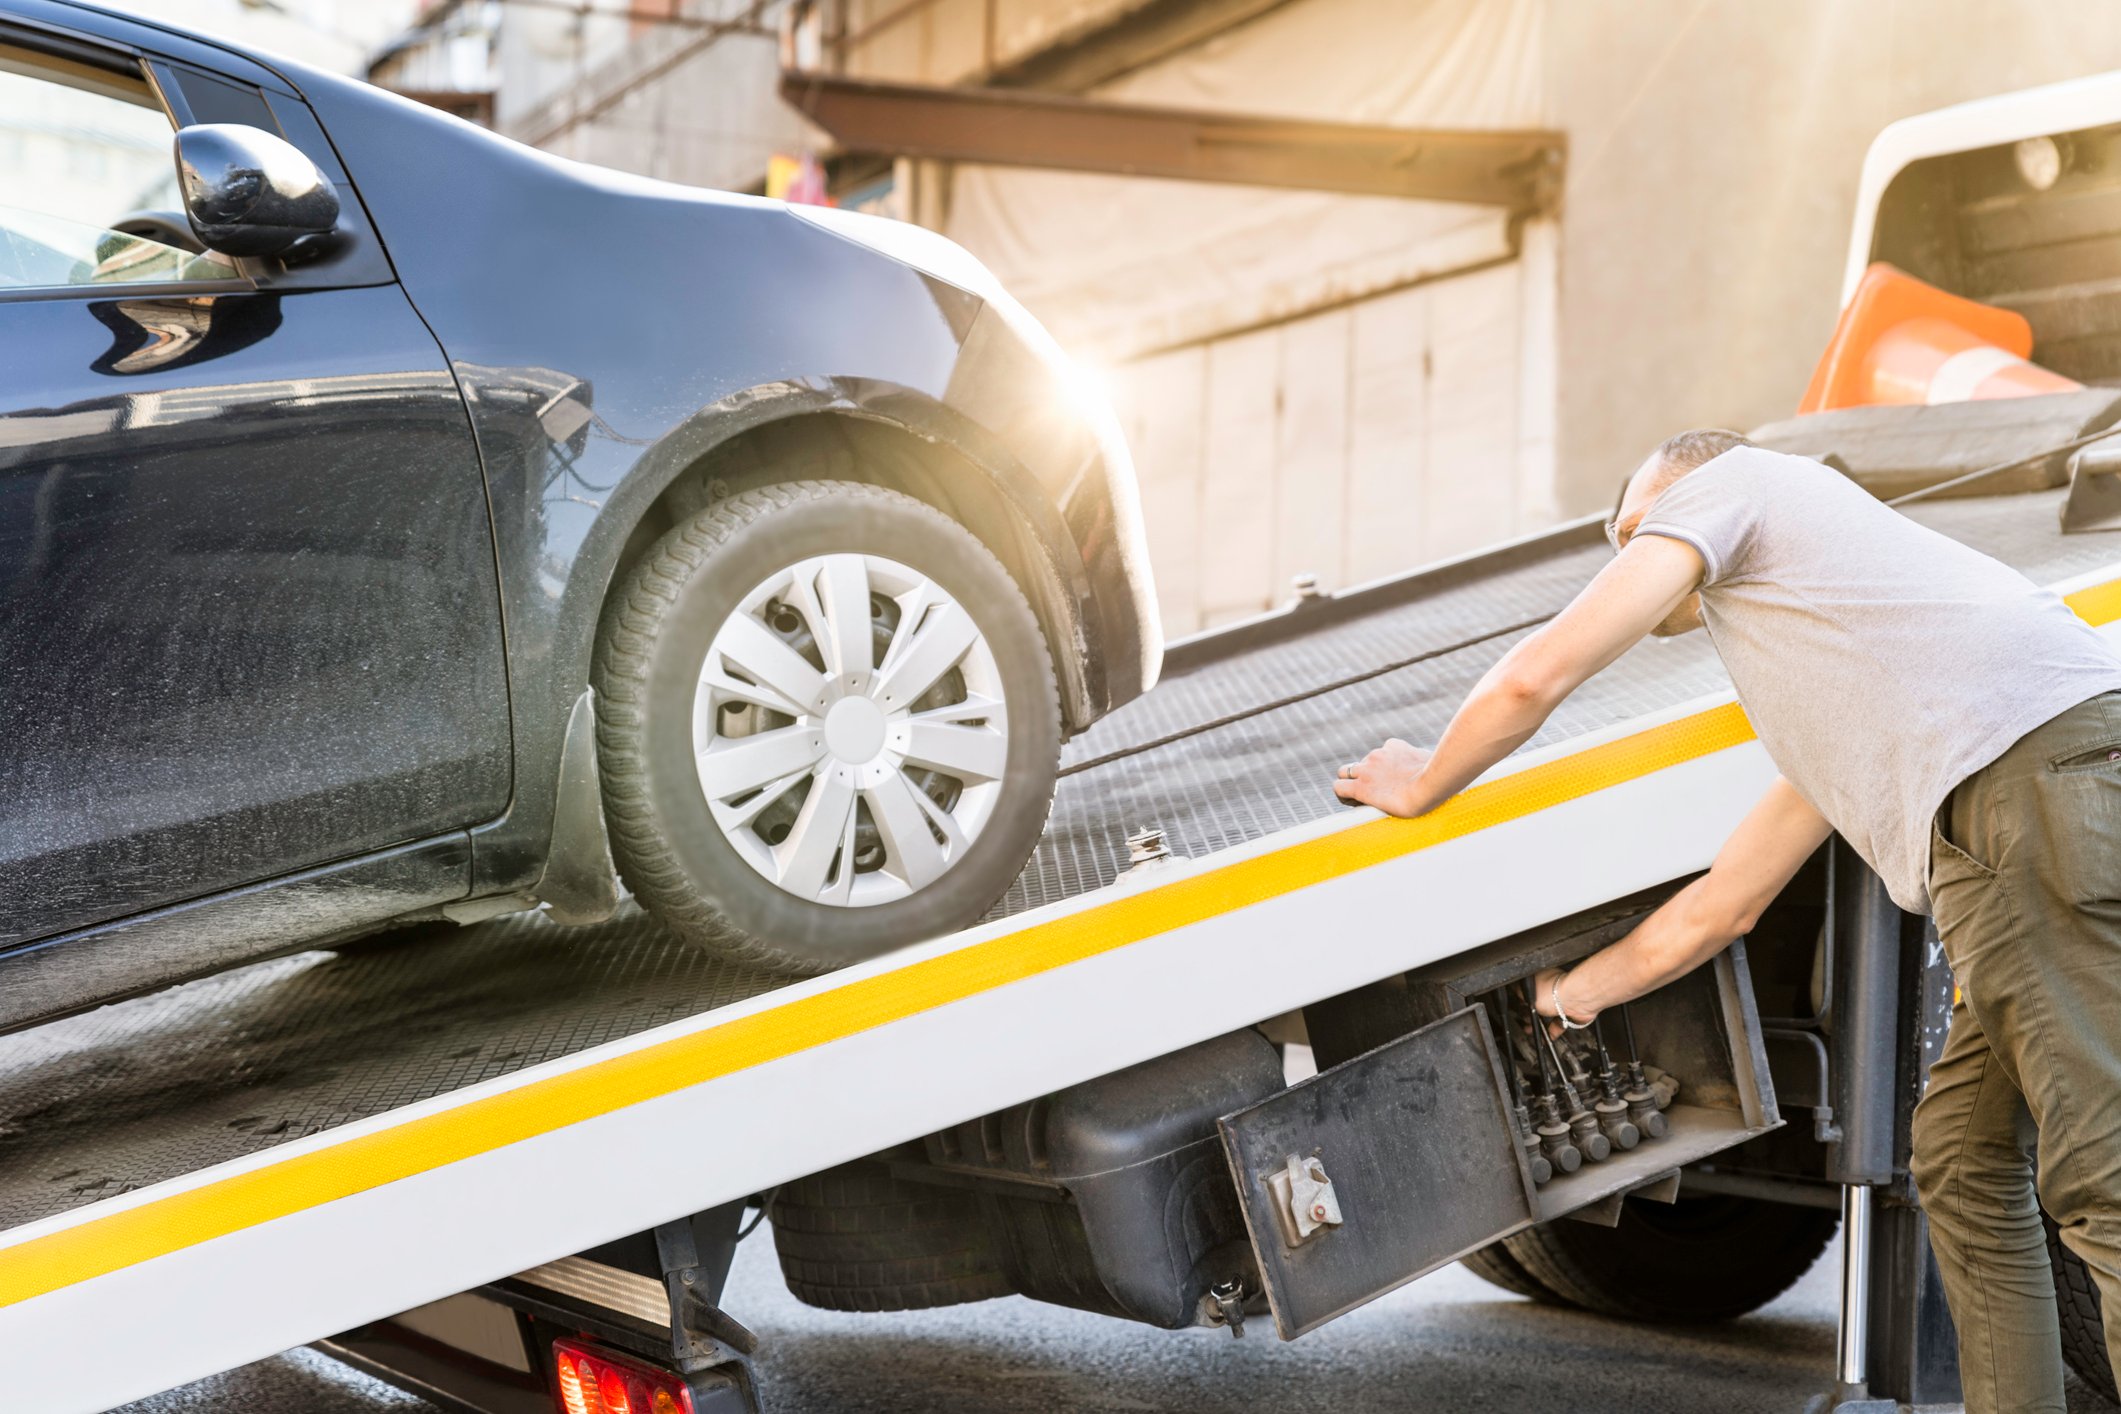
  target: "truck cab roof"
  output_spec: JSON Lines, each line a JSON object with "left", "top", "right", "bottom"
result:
{"left": 1847, "top": 69, "right": 2121, "bottom": 366}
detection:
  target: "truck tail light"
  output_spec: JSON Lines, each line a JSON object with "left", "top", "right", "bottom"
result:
{"left": 551, "top": 1338, "right": 694, "bottom": 1414}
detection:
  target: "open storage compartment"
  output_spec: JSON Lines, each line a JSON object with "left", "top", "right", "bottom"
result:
{"left": 1222, "top": 900, "right": 1782, "bottom": 1339}
{"left": 1407, "top": 918, "right": 1780, "bottom": 1227}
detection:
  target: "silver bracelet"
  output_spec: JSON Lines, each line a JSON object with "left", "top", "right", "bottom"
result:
{"left": 1552, "top": 971, "right": 1590, "bottom": 1031}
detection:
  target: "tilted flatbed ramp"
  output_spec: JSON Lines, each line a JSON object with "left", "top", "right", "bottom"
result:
{"left": 5, "top": 491, "right": 2121, "bottom": 1409}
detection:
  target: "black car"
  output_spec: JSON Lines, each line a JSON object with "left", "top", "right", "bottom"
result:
{"left": 0, "top": 0, "right": 1161, "bottom": 1030}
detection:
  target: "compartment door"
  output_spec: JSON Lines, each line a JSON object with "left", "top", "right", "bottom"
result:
{"left": 1218, "top": 1006, "right": 1538, "bottom": 1339}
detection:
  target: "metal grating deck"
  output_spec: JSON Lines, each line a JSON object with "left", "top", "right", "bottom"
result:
{"left": 0, "top": 906, "right": 782, "bottom": 1232}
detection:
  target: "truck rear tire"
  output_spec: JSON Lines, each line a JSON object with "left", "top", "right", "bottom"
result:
{"left": 770, "top": 1160, "right": 1013, "bottom": 1313}
{"left": 1459, "top": 1241, "right": 1566, "bottom": 1303}
{"left": 1501, "top": 1195, "right": 1838, "bottom": 1323}
{"left": 2049, "top": 1214, "right": 2117, "bottom": 1402}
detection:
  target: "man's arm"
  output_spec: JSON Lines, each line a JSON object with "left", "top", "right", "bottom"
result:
{"left": 1533, "top": 777, "right": 1833, "bottom": 1026}
{"left": 1334, "top": 534, "right": 1705, "bottom": 817}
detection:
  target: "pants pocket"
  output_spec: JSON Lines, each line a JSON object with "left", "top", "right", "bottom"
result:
{"left": 2041, "top": 769, "right": 2121, "bottom": 911}
{"left": 1932, "top": 807, "right": 1998, "bottom": 883}
{"left": 1930, "top": 810, "right": 2008, "bottom": 1003}
{"left": 2048, "top": 737, "right": 2121, "bottom": 774}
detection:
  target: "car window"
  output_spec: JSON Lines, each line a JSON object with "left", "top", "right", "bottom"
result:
{"left": 0, "top": 43, "right": 238, "bottom": 289}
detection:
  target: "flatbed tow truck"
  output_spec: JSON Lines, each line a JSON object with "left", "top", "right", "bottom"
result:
{"left": 13, "top": 68, "right": 2121, "bottom": 1414}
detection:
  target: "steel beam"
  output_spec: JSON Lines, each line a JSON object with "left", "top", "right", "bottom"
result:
{"left": 779, "top": 70, "right": 1564, "bottom": 212}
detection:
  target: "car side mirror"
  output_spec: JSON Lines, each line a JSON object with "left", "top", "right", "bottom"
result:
{"left": 176, "top": 123, "right": 341, "bottom": 259}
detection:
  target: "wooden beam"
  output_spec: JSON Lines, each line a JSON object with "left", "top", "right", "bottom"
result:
{"left": 780, "top": 71, "right": 1564, "bottom": 212}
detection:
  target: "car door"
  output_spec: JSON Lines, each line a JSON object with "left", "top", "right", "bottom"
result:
{"left": 0, "top": 30, "right": 511, "bottom": 945}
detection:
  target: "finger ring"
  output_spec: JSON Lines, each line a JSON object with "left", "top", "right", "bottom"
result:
{"left": 1338, "top": 765, "right": 1353, "bottom": 779}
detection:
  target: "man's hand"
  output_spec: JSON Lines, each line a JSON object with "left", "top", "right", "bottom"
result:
{"left": 1334, "top": 738, "right": 1435, "bottom": 817}
{"left": 1529, "top": 965, "right": 1588, "bottom": 1036}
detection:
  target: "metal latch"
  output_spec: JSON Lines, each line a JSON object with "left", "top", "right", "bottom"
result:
{"left": 1264, "top": 1153, "right": 1343, "bottom": 1246}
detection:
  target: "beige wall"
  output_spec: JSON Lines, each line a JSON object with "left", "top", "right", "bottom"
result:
{"left": 836, "top": 0, "right": 1141, "bottom": 83}
{"left": 1549, "top": 1, "right": 2121, "bottom": 514}
{"left": 1116, "top": 251, "right": 1549, "bottom": 636}
{"left": 933, "top": 0, "right": 1553, "bottom": 635}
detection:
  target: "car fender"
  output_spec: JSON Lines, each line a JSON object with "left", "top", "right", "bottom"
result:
{"left": 566, "top": 371, "right": 1102, "bottom": 740}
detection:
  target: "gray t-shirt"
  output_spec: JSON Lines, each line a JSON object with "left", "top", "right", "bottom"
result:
{"left": 1635, "top": 444, "right": 2121, "bottom": 914}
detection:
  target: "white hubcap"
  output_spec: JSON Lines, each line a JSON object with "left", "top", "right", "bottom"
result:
{"left": 692, "top": 552, "right": 1009, "bottom": 908}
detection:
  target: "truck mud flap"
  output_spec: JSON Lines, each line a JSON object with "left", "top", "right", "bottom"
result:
{"left": 1221, "top": 937, "right": 1780, "bottom": 1340}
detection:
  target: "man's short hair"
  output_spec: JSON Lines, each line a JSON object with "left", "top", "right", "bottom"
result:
{"left": 1619, "top": 428, "right": 1753, "bottom": 520}
{"left": 1654, "top": 428, "right": 1751, "bottom": 475}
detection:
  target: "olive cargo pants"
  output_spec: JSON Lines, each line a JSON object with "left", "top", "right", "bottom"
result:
{"left": 1914, "top": 690, "right": 2121, "bottom": 1414}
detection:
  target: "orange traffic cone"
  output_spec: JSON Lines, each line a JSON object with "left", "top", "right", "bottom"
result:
{"left": 1798, "top": 263, "right": 2079, "bottom": 414}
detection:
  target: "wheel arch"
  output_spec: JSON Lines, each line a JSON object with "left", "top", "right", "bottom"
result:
{"left": 590, "top": 392, "right": 1100, "bottom": 737}
{"left": 509, "top": 381, "right": 1100, "bottom": 912}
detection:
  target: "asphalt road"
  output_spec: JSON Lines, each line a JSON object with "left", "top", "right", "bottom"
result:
{"left": 123, "top": 1221, "right": 2120, "bottom": 1414}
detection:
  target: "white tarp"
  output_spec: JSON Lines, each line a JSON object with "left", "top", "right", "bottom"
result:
{"left": 942, "top": 0, "right": 1545, "bottom": 362}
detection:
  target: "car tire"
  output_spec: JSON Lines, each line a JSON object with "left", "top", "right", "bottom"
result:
{"left": 1500, "top": 1195, "right": 1838, "bottom": 1323}
{"left": 2049, "top": 1212, "right": 2118, "bottom": 1403}
{"left": 770, "top": 1159, "right": 1013, "bottom": 1312}
{"left": 1460, "top": 1240, "right": 1568, "bottom": 1304}
{"left": 595, "top": 481, "right": 1061, "bottom": 974}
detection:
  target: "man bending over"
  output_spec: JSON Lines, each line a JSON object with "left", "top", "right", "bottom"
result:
{"left": 1334, "top": 429, "right": 2121, "bottom": 1414}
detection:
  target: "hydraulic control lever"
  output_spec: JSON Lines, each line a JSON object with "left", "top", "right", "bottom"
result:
{"left": 1588, "top": 1018, "right": 1642, "bottom": 1151}
{"left": 1616, "top": 1003, "right": 1669, "bottom": 1139}
{"left": 1517, "top": 982, "right": 1583, "bottom": 1176}
{"left": 1494, "top": 987, "right": 1553, "bottom": 1184}
{"left": 1528, "top": 981, "right": 1609, "bottom": 1163}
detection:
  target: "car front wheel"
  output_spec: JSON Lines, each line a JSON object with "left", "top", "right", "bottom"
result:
{"left": 594, "top": 480, "right": 1061, "bottom": 974}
